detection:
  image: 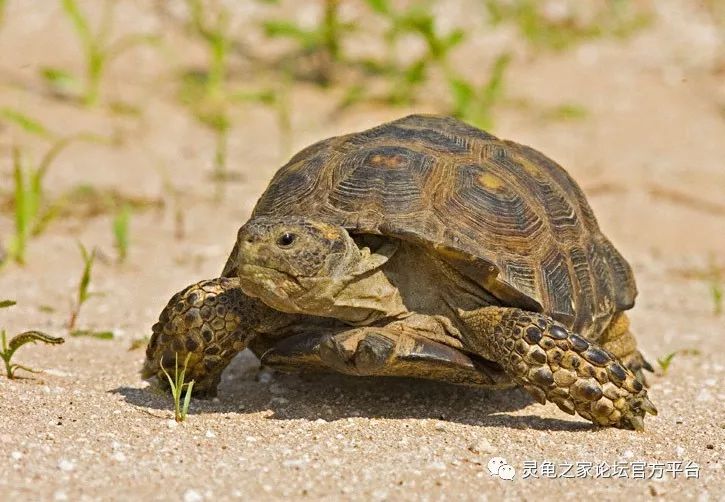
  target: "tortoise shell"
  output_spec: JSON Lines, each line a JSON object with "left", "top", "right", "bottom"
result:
{"left": 244, "top": 114, "right": 636, "bottom": 338}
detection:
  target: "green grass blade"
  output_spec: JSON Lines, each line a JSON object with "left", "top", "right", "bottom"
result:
{"left": 0, "top": 108, "right": 52, "bottom": 137}
{"left": 160, "top": 363, "right": 176, "bottom": 393}
{"left": 364, "top": 0, "right": 391, "bottom": 15}
{"left": 182, "top": 380, "right": 195, "bottom": 419}
{"left": 0, "top": 300, "right": 16, "bottom": 309}
{"left": 657, "top": 351, "right": 677, "bottom": 373}
{"left": 61, "top": 0, "right": 94, "bottom": 51}
{"left": 112, "top": 205, "right": 131, "bottom": 262}
{"left": 69, "top": 330, "right": 114, "bottom": 340}
{"left": 76, "top": 243, "right": 95, "bottom": 305}
{"left": 39, "top": 67, "right": 79, "bottom": 94}
{"left": 12, "top": 148, "right": 28, "bottom": 264}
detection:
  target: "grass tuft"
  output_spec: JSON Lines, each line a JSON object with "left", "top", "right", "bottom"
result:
{"left": 656, "top": 351, "right": 677, "bottom": 374}
{"left": 160, "top": 353, "right": 195, "bottom": 422}
{"left": 43, "top": 0, "right": 158, "bottom": 106}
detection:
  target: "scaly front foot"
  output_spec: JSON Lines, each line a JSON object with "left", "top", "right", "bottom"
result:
{"left": 459, "top": 307, "right": 657, "bottom": 430}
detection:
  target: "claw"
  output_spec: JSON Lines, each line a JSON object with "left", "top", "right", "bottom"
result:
{"left": 629, "top": 415, "right": 645, "bottom": 432}
{"left": 641, "top": 396, "right": 658, "bottom": 416}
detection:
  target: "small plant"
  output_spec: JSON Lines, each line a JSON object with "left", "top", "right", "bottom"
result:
{"left": 657, "top": 351, "right": 677, "bottom": 374}
{"left": 261, "top": 0, "right": 349, "bottom": 85}
{"left": 0, "top": 300, "right": 65, "bottom": 379}
{"left": 67, "top": 243, "right": 110, "bottom": 339}
{"left": 543, "top": 103, "right": 589, "bottom": 121}
{"left": 365, "top": 0, "right": 466, "bottom": 106}
{"left": 177, "top": 0, "right": 235, "bottom": 184}
{"left": 160, "top": 353, "right": 195, "bottom": 422}
{"left": 711, "top": 278, "right": 723, "bottom": 316}
{"left": 483, "top": 0, "right": 651, "bottom": 52}
{"left": 7, "top": 141, "right": 74, "bottom": 264}
{"left": 448, "top": 53, "right": 512, "bottom": 129}
{"left": 42, "top": 0, "right": 157, "bottom": 106}
{"left": 112, "top": 204, "right": 131, "bottom": 263}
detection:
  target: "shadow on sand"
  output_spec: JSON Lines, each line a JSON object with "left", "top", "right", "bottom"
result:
{"left": 112, "top": 351, "right": 594, "bottom": 432}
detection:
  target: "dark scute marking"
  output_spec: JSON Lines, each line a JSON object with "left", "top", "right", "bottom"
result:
{"left": 608, "top": 363, "right": 627, "bottom": 381}
{"left": 578, "top": 382, "right": 603, "bottom": 401}
{"left": 599, "top": 234, "right": 637, "bottom": 310}
{"left": 539, "top": 338, "right": 556, "bottom": 350}
{"left": 569, "top": 245, "right": 595, "bottom": 333}
{"left": 390, "top": 114, "right": 498, "bottom": 142}
{"left": 357, "top": 123, "right": 469, "bottom": 153}
{"left": 632, "top": 379, "right": 643, "bottom": 392}
{"left": 549, "top": 325, "right": 568, "bottom": 339}
{"left": 570, "top": 335, "right": 589, "bottom": 352}
{"left": 583, "top": 347, "right": 610, "bottom": 366}
{"left": 185, "top": 338, "right": 199, "bottom": 352}
{"left": 531, "top": 367, "right": 554, "bottom": 387}
{"left": 161, "top": 350, "right": 176, "bottom": 369}
{"left": 524, "top": 326, "right": 542, "bottom": 344}
{"left": 201, "top": 328, "right": 213, "bottom": 343}
{"left": 540, "top": 248, "right": 576, "bottom": 320}
{"left": 530, "top": 348, "right": 547, "bottom": 364}
{"left": 252, "top": 153, "right": 326, "bottom": 217}
{"left": 200, "top": 306, "right": 213, "bottom": 321}
{"left": 328, "top": 145, "right": 433, "bottom": 215}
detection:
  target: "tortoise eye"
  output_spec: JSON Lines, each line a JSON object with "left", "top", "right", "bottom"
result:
{"left": 277, "top": 232, "right": 297, "bottom": 247}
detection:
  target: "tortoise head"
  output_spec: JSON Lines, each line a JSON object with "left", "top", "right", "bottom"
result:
{"left": 233, "top": 216, "right": 364, "bottom": 315}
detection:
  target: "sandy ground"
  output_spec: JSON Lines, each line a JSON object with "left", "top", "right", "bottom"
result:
{"left": 0, "top": 1, "right": 723, "bottom": 500}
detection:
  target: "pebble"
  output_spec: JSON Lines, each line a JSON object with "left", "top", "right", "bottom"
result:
{"left": 11, "top": 451, "right": 22, "bottom": 461}
{"left": 282, "top": 458, "right": 307, "bottom": 468}
{"left": 428, "top": 461, "right": 446, "bottom": 471}
{"left": 167, "top": 420, "right": 179, "bottom": 429}
{"left": 469, "top": 439, "right": 495, "bottom": 455}
{"left": 57, "top": 459, "right": 75, "bottom": 472}
{"left": 183, "top": 489, "right": 203, "bottom": 502}
{"left": 205, "top": 430, "right": 217, "bottom": 438}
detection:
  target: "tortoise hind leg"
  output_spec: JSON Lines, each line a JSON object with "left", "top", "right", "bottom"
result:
{"left": 457, "top": 306, "right": 657, "bottom": 430}
{"left": 261, "top": 326, "right": 511, "bottom": 387}
{"left": 599, "top": 313, "right": 654, "bottom": 383}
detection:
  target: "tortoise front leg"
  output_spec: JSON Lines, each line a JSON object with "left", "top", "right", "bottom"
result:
{"left": 458, "top": 306, "right": 658, "bottom": 430}
{"left": 142, "top": 278, "right": 268, "bottom": 397}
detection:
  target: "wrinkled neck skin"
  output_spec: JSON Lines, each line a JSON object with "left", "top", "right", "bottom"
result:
{"left": 238, "top": 235, "right": 409, "bottom": 326}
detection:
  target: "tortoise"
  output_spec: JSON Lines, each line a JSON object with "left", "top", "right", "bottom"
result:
{"left": 143, "top": 114, "right": 657, "bottom": 430}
